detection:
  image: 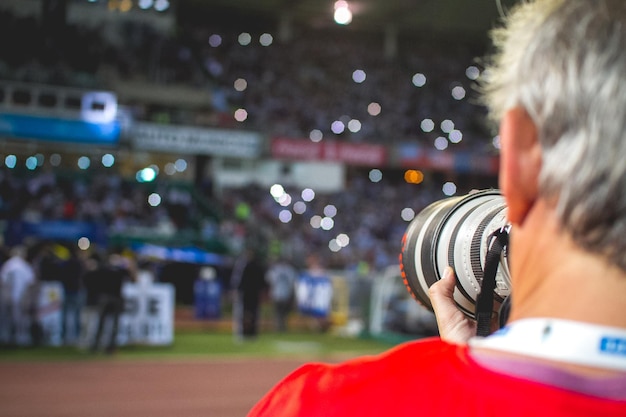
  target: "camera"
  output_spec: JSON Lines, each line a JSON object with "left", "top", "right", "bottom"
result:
{"left": 399, "top": 189, "right": 511, "bottom": 325}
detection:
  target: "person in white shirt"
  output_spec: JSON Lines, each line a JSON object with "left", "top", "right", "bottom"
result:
{"left": 0, "top": 245, "right": 36, "bottom": 345}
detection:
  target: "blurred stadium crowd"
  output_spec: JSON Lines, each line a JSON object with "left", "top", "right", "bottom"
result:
{"left": 0, "top": 5, "right": 495, "bottom": 148}
{"left": 0, "top": 1, "right": 497, "bottom": 345}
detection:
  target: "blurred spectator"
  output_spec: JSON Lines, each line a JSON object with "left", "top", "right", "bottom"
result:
{"left": 80, "top": 253, "right": 102, "bottom": 348}
{"left": 59, "top": 245, "right": 85, "bottom": 345}
{"left": 86, "top": 252, "right": 131, "bottom": 354}
{"left": 33, "top": 242, "right": 63, "bottom": 282}
{"left": 231, "top": 247, "right": 268, "bottom": 340}
{"left": 265, "top": 256, "right": 297, "bottom": 332}
{"left": 0, "top": 245, "right": 36, "bottom": 346}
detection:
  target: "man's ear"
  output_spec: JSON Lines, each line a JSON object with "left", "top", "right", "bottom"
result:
{"left": 498, "top": 107, "right": 542, "bottom": 225}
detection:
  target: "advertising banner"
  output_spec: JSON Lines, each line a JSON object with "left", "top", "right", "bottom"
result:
{"left": 131, "top": 122, "right": 263, "bottom": 158}
{"left": 2, "top": 282, "right": 178, "bottom": 348}
{"left": 397, "top": 143, "right": 498, "bottom": 174}
{"left": 271, "top": 137, "right": 387, "bottom": 167}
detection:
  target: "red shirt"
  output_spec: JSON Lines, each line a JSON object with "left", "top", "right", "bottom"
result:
{"left": 248, "top": 338, "right": 626, "bottom": 417}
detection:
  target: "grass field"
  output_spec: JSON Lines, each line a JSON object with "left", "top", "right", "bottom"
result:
{"left": 0, "top": 328, "right": 399, "bottom": 362}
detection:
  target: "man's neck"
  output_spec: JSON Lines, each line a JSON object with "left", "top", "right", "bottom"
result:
{"left": 507, "top": 199, "right": 626, "bottom": 329}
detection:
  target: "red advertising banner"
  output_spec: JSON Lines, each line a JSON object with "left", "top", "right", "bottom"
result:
{"left": 271, "top": 137, "right": 387, "bottom": 167}
{"left": 397, "top": 143, "right": 499, "bottom": 174}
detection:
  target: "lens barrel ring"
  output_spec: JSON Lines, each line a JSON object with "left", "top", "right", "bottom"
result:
{"left": 399, "top": 189, "right": 510, "bottom": 319}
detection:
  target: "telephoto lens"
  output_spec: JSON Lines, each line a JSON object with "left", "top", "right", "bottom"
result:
{"left": 399, "top": 189, "right": 511, "bottom": 320}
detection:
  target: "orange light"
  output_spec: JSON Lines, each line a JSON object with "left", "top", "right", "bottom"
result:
{"left": 404, "top": 169, "right": 424, "bottom": 184}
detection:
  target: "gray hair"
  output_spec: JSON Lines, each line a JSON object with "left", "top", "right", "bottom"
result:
{"left": 481, "top": 0, "right": 626, "bottom": 271}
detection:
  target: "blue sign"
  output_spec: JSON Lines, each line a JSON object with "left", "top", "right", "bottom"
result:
{"left": 194, "top": 279, "right": 222, "bottom": 319}
{"left": 296, "top": 273, "right": 333, "bottom": 318}
{"left": 4, "top": 220, "right": 107, "bottom": 246}
{"left": 132, "top": 243, "right": 223, "bottom": 265}
{"left": 0, "top": 112, "right": 120, "bottom": 145}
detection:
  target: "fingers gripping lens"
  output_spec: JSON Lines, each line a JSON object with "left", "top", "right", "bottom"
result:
{"left": 399, "top": 190, "right": 511, "bottom": 320}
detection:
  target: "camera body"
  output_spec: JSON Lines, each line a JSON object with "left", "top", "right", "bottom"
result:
{"left": 399, "top": 189, "right": 511, "bottom": 321}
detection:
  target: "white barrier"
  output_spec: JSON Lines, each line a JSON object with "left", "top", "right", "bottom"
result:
{"left": 117, "top": 282, "right": 175, "bottom": 346}
{"left": 0, "top": 281, "right": 175, "bottom": 347}
{"left": 80, "top": 282, "right": 175, "bottom": 348}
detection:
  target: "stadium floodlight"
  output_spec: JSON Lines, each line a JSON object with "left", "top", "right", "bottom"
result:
{"left": 334, "top": 1, "right": 352, "bottom": 25}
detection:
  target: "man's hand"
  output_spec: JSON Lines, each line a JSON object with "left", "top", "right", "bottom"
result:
{"left": 428, "top": 266, "right": 477, "bottom": 344}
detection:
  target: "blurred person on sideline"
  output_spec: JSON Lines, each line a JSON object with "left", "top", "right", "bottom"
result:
{"left": 231, "top": 247, "right": 268, "bottom": 340}
{"left": 0, "top": 245, "right": 9, "bottom": 339}
{"left": 265, "top": 255, "right": 297, "bottom": 332}
{"left": 88, "top": 252, "right": 131, "bottom": 354}
{"left": 247, "top": 1, "right": 626, "bottom": 416}
{"left": 59, "top": 245, "right": 85, "bottom": 345}
{"left": 0, "top": 245, "right": 36, "bottom": 346}
{"left": 34, "top": 241, "right": 63, "bottom": 283}
{"left": 80, "top": 253, "right": 102, "bottom": 348}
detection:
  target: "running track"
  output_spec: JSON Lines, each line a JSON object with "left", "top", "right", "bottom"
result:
{"left": 0, "top": 357, "right": 311, "bottom": 417}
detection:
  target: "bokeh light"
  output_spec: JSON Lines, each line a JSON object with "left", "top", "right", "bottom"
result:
{"left": 440, "top": 119, "right": 454, "bottom": 133}
{"left": 234, "top": 108, "right": 248, "bottom": 122}
{"left": 208, "top": 34, "right": 222, "bottom": 47}
{"left": 443, "top": 182, "right": 457, "bottom": 196}
{"left": 404, "top": 170, "right": 424, "bottom": 184}
{"left": 293, "top": 201, "right": 307, "bottom": 214}
{"left": 5, "top": 155, "right": 16, "bottom": 169}
{"left": 492, "top": 135, "right": 501, "bottom": 149}
{"left": 136, "top": 167, "right": 157, "bottom": 182}
{"left": 347, "top": 119, "right": 361, "bottom": 133}
{"left": 465, "top": 65, "right": 480, "bottom": 80}
{"left": 320, "top": 217, "right": 334, "bottom": 230}
{"left": 367, "top": 102, "right": 381, "bottom": 116}
{"left": 310, "top": 215, "right": 322, "bottom": 229}
{"left": 77, "top": 237, "right": 91, "bottom": 251}
{"left": 77, "top": 156, "right": 90, "bottom": 170}
{"left": 102, "top": 153, "right": 115, "bottom": 167}
{"left": 331, "top": 120, "right": 345, "bottom": 134}
{"left": 412, "top": 73, "right": 427, "bottom": 87}
{"left": 420, "top": 118, "right": 435, "bottom": 133}
{"left": 148, "top": 193, "right": 162, "bottom": 206}
{"left": 352, "top": 69, "right": 366, "bottom": 83}
{"left": 238, "top": 32, "right": 252, "bottom": 46}
{"left": 369, "top": 169, "right": 383, "bottom": 183}
{"left": 434, "top": 136, "right": 449, "bottom": 150}
{"left": 309, "top": 129, "right": 323, "bottom": 142}
{"left": 449, "top": 129, "right": 463, "bottom": 144}
{"left": 234, "top": 78, "right": 248, "bottom": 92}
{"left": 302, "top": 188, "right": 315, "bottom": 202}
{"left": 323, "top": 204, "right": 337, "bottom": 217}
{"left": 25, "top": 156, "right": 37, "bottom": 170}
{"left": 174, "top": 159, "right": 187, "bottom": 172}
{"left": 259, "top": 33, "right": 273, "bottom": 46}
{"left": 401, "top": 207, "right": 416, "bottom": 222}
{"left": 279, "top": 210, "right": 292, "bottom": 223}
{"left": 49, "top": 154, "right": 61, "bottom": 167}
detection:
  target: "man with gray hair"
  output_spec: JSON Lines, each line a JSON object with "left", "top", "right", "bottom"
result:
{"left": 247, "top": 1, "right": 626, "bottom": 415}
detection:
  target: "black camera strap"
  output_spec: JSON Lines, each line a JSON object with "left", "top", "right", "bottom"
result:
{"left": 475, "top": 227, "right": 509, "bottom": 337}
